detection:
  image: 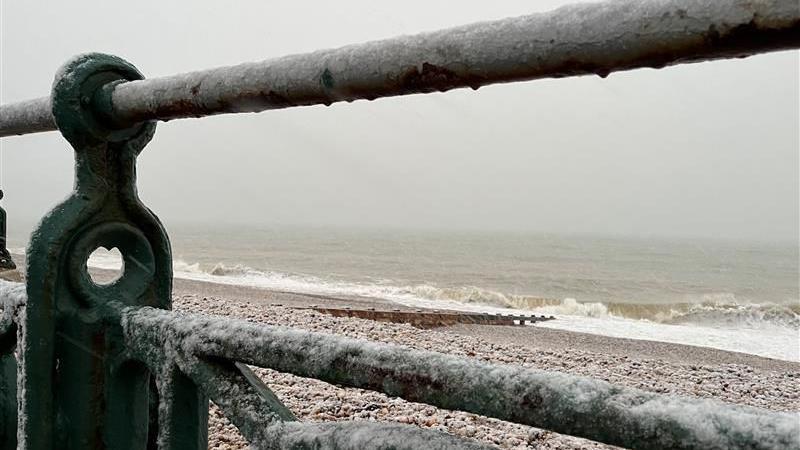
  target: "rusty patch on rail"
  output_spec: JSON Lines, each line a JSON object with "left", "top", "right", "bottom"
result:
{"left": 398, "top": 62, "right": 484, "bottom": 93}
{"left": 520, "top": 392, "right": 544, "bottom": 410}
{"left": 389, "top": 15, "right": 800, "bottom": 93}
{"left": 332, "top": 349, "right": 451, "bottom": 403}
{"left": 545, "top": 15, "right": 800, "bottom": 80}
{"left": 153, "top": 99, "right": 203, "bottom": 121}
{"left": 377, "top": 366, "right": 449, "bottom": 401}
{"left": 702, "top": 15, "right": 800, "bottom": 54}
{"left": 212, "top": 89, "right": 296, "bottom": 114}
{"left": 153, "top": 89, "right": 296, "bottom": 120}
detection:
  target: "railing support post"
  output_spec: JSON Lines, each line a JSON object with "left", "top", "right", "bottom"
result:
{"left": 18, "top": 54, "right": 207, "bottom": 450}
{"left": 0, "top": 189, "right": 18, "bottom": 450}
{"left": 0, "top": 190, "right": 14, "bottom": 272}
{"left": 0, "top": 349, "right": 15, "bottom": 450}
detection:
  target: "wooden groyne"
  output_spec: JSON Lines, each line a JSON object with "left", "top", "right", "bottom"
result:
{"left": 300, "top": 306, "right": 555, "bottom": 329}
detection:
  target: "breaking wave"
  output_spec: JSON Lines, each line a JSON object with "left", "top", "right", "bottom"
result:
{"left": 104, "top": 257, "right": 800, "bottom": 331}
{"left": 395, "top": 287, "right": 800, "bottom": 329}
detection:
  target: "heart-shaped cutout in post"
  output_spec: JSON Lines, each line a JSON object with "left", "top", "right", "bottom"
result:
{"left": 87, "top": 246, "right": 124, "bottom": 285}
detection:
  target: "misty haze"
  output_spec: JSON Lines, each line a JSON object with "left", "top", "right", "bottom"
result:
{"left": 1, "top": 1, "right": 798, "bottom": 449}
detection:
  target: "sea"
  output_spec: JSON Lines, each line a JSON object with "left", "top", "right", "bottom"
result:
{"left": 9, "top": 224, "right": 800, "bottom": 362}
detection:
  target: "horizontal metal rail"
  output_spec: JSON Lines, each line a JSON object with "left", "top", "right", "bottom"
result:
{"left": 1, "top": 0, "right": 799, "bottom": 137}
{"left": 121, "top": 305, "right": 800, "bottom": 450}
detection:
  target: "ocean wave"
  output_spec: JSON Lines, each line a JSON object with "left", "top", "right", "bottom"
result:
{"left": 378, "top": 284, "right": 800, "bottom": 329}
{"left": 88, "top": 257, "right": 800, "bottom": 330}
{"left": 655, "top": 300, "right": 800, "bottom": 329}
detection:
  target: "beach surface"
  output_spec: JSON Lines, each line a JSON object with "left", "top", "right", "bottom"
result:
{"left": 168, "top": 277, "right": 799, "bottom": 449}
{"left": 4, "top": 266, "right": 799, "bottom": 448}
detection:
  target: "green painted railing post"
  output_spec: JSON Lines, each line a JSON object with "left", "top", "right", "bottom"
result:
{"left": 0, "top": 190, "right": 14, "bottom": 271}
{"left": 0, "top": 176, "right": 18, "bottom": 450}
{"left": 19, "top": 54, "right": 208, "bottom": 450}
{"left": 0, "top": 331, "right": 16, "bottom": 450}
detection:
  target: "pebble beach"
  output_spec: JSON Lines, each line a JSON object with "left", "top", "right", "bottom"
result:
{"left": 169, "top": 278, "right": 800, "bottom": 450}
{"left": 3, "top": 266, "right": 799, "bottom": 449}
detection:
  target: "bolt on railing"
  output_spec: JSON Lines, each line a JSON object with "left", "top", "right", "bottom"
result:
{"left": 0, "top": 0, "right": 799, "bottom": 449}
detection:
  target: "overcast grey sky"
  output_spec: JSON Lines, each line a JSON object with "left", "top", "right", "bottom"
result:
{"left": 1, "top": 0, "right": 798, "bottom": 243}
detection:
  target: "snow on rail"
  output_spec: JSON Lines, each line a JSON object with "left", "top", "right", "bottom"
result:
{"left": 0, "top": 280, "right": 25, "bottom": 341}
{"left": 257, "top": 421, "right": 492, "bottom": 450}
{"left": 1, "top": 0, "right": 799, "bottom": 137}
{"left": 121, "top": 305, "right": 800, "bottom": 450}
{"left": 122, "top": 304, "right": 490, "bottom": 449}
{"left": 0, "top": 280, "right": 25, "bottom": 306}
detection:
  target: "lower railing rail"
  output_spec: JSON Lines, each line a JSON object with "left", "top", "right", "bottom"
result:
{"left": 121, "top": 305, "right": 800, "bottom": 450}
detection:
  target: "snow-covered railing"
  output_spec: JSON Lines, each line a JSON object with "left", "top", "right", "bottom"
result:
{"left": 1, "top": 0, "right": 799, "bottom": 137}
{"left": 121, "top": 306, "right": 800, "bottom": 450}
{"left": 0, "top": 0, "right": 799, "bottom": 449}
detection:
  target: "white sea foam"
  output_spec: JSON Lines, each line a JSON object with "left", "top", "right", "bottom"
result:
{"left": 537, "top": 317, "right": 800, "bottom": 362}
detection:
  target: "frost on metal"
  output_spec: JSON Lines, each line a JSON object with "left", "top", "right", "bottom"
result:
{"left": 0, "top": 97, "right": 54, "bottom": 137}
{"left": 257, "top": 421, "right": 491, "bottom": 450}
{"left": 187, "top": 357, "right": 492, "bottom": 449}
{"left": 121, "top": 305, "right": 489, "bottom": 449}
{"left": 121, "top": 306, "right": 800, "bottom": 450}
{"left": 0, "top": 280, "right": 25, "bottom": 312}
{"left": 105, "top": 0, "right": 800, "bottom": 124}
{"left": 0, "top": 280, "right": 25, "bottom": 339}
{"left": 1, "top": 0, "right": 799, "bottom": 136}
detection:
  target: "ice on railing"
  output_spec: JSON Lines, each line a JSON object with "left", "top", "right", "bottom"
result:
{"left": 0, "top": 279, "right": 24, "bottom": 356}
{"left": 184, "top": 356, "right": 490, "bottom": 449}
{"left": 2, "top": 0, "right": 798, "bottom": 136}
{"left": 107, "top": 0, "right": 800, "bottom": 125}
{"left": 121, "top": 306, "right": 800, "bottom": 450}
{"left": 264, "top": 421, "right": 491, "bottom": 450}
{"left": 121, "top": 305, "right": 489, "bottom": 449}
{"left": 0, "top": 280, "right": 25, "bottom": 304}
{"left": 0, "top": 280, "right": 26, "bottom": 333}
{"left": 0, "top": 97, "right": 54, "bottom": 136}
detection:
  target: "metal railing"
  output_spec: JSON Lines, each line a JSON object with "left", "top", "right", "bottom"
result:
{"left": 3, "top": 0, "right": 800, "bottom": 137}
{"left": 0, "top": 0, "right": 799, "bottom": 449}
